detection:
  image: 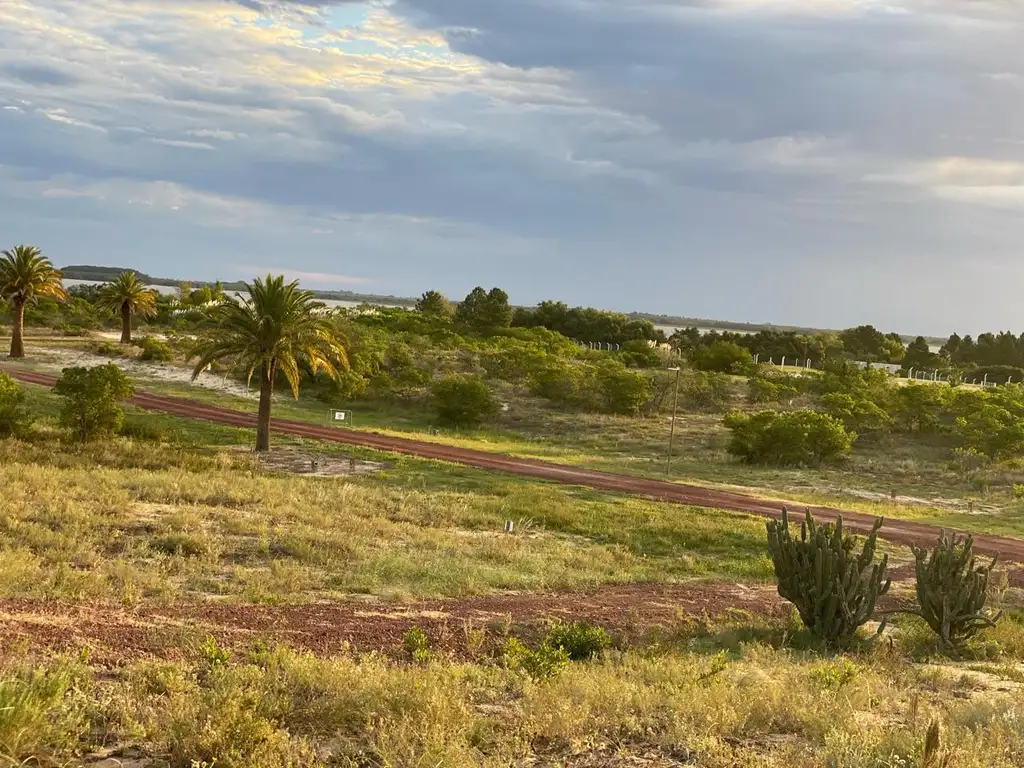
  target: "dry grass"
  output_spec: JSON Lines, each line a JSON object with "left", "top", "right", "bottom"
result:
{"left": 9, "top": 634, "right": 1024, "bottom": 768}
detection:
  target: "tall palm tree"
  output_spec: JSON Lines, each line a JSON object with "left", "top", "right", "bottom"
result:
{"left": 0, "top": 245, "right": 66, "bottom": 358}
{"left": 98, "top": 271, "right": 159, "bottom": 344}
{"left": 190, "top": 274, "right": 349, "bottom": 452}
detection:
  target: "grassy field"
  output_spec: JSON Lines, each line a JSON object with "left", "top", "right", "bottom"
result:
{"left": 8, "top": 336, "right": 1024, "bottom": 766}
{"left": 12, "top": 336, "right": 1024, "bottom": 541}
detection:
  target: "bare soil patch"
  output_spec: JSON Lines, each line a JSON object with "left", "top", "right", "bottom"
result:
{"left": 0, "top": 582, "right": 785, "bottom": 666}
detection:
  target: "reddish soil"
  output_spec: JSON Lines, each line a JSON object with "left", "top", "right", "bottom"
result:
{"left": 7, "top": 366, "right": 1024, "bottom": 563}
{"left": 0, "top": 583, "right": 785, "bottom": 666}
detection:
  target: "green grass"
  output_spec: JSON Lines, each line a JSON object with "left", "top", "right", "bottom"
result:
{"left": 0, "top": 428, "right": 772, "bottom": 603}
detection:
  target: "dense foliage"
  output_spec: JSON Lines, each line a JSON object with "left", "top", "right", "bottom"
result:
{"left": 0, "top": 371, "right": 31, "bottom": 437}
{"left": 431, "top": 374, "right": 498, "bottom": 428}
{"left": 724, "top": 410, "right": 855, "bottom": 466}
{"left": 53, "top": 364, "right": 134, "bottom": 441}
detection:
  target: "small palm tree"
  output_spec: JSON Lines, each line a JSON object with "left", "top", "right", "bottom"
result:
{"left": 0, "top": 245, "right": 66, "bottom": 358}
{"left": 190, "top": 274, "right": 349, "bottom": 452}
{"left": 98, "top": 271, "right": 158, "bottom": 344}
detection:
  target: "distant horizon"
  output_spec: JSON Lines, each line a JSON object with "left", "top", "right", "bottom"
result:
{"left": 60, "top": 266, "right": 954, "bottom": 344}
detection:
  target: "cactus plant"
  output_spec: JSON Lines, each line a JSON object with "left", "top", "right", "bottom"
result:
{"left": 910, "top": 531, "right": 1001, "bottom": 651}
{"left": 766, "top": 507, "right": 891, "bottom": 645}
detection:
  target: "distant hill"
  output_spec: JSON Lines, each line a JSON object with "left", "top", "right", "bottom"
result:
{"left": 61, "top": 265, "right": 154, "bottom": 283}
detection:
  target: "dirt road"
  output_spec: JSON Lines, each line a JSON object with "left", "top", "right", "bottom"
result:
{"left": 8, "top": 366, "right": 1024, "bottom": 562}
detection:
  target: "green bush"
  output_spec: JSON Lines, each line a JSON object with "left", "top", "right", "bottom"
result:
{"left": 93, "top": 340, "right": 125, "bottom": 358}
{"left": 402, "top": 627, "right": 432, "bottom": 664}
{"left": 595, "top": 361, "right": 652, "bottom": 415}
{"left": 954, "top": 403, "right": 1024, "bottom": 459}
{"left": 53, "top": 364, "right": 135, "bottom": 442}
{"left": 430, "top": 374, "right": 497, "bottom": 429}
{"left": 724, "top": 409, "right": 855, "bottom": 466}
{"left": 820, "top": 392, "right": 893, "bottom": 434}
{"left": 543, "top": 621, "right": 611, "bottom": 660}
{"left": 691, "top": 341, "right": 754, "bottom": 375}
{"left": 747, "top": 375, "right": 799, "bottom": 404}
{"left": 137, "top": 335, "right": 174, "bottom": 363}
{"left": 0, "top": 371, "right": 31, "bottom": 438}
{"left": 528, "top": 361, "right": 590, "bottom": 407}
{"left": 498, "top": 637, "right": 569, "bottom": 680}
{"left": 678, "top": 370, "right": 731, "bottom": 412}
{"left": 618, "top": 339, "right": 663, "bottom": 369}
{"left": 893, "top": 384, "right": 950, "bottom": 434}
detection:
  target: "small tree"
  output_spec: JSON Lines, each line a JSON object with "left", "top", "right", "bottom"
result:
{"left": 415, "top": 290, "right": 454, "bottom": 318}
{"left": 766, "top": 507, "right": 891, "bottom": 646}
{"left": 455, "top": 287, "right": 512, "bottom": 331}
{"left": 724, "top": 409, "right": 854, "bottom": 466}
{"left": 97, "top": 271, "right": 158, "bottom": 344}
{"left": 820, "top": 392, "right": 893, "bottom": 434}
{"left": 431, "top": 374, "right": 497, "bottom": 428}
{"left": 0, "top": 371, "right": 31, "bottom": 437}
{"left": 909, "top": 532, "right": 1001, "bottom": 652}
{"left": 54, "top": 364, "right": 134, "bottom": 441}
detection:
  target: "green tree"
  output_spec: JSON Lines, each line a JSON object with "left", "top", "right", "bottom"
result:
{"left": 0, "top": 245, "right": 66, "bottom": 358}
{"left": 54, "top": 364, "right": 134, "bottom": 441}
{"left": 97, "top": 271, "right": 159, "bottom": 344}
{"left": 431, "top": 374, "right": 497, "bottom": 428}
{"left": 0, "top": 370, "right": 31, "bottom": 437}
{"left": 893, "top": 384, "right": 950, "bottom": 434}
{"left": 903, "top": 336, "right": 939, "bottom": 371}
{"left": 415, "top": 290, "right": 454, "bottom": 318}
{"left": 189, "top": 275, "right": 349, "bottom": 452}
{"left": 455, "top": 287, "right": 512, "bottom": 331}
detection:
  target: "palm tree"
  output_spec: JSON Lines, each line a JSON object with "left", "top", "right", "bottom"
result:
{"left": 0, "top": 245, "right": 66, "bottom": 358}
{"left": 98, "top": 271, "right": 158, "bottom": 344}
{"left": 190, "top": 274, "right": 349, "bottom": 452}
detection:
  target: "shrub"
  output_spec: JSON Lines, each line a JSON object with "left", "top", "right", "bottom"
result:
{"left": 820, "top": 392, "right": 893, "bottom": 434}
{"left": 595, "top": 361, "right": 652, "bottom": 415}
{"left": 963, "top": 365, "right": 1024, "bottom": 385}
{"left": 893, "top": 384, "right": 950, "bottom": 434}
{"left": 499, "top": 637, "right": 569, "bottom": 680}
{"left": 766, "top": 507, "right": 891, "bottom": 646}
{"left": 529, "top": 361, "right": 590, "bottom": 406}
{"left": 724, "top": 409, "right": 855, "bottom": 466}
{"left": 618, "top": 339, "right": 663, "bottom": 369}
{"left": 137, "top": 335, "right": 174, "bottom": 362}
{"left": 402, "top": 627, "right": 432, "bottom": 664}
{"left": 93, "top": 340, "right": 125, "bottom": 358}
{"left": 909, "top": 532, "right": 1001, "bottom": 652}
{"left": 119, "top": 415, "right": 177, "bottom": 443}
{"left": 747, "top": 375, "right": 799, "bottom": 404}
{"left": 430, "top": 374, "right": 497, "bottom": 429}
{"left": 0, "top": 371, "right": 31, "bottom": 438}
{"left": 953, "top": 403, "right": 1024, "bottom": 459}
{"left": 679, "top": 370, "right": 731, "bottom": 412}
{"left": 542, "top": 621, "right": 611, "bottom": 661}
{"left": 53, "top": 364, "right": 134, "bottom": 441}
{"left": 691, "top": 340, "right": 754, "bottom": 375}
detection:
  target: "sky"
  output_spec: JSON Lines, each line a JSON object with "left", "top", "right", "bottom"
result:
{"left": 1, "top": 0, "right": 1023, "bottom": 336}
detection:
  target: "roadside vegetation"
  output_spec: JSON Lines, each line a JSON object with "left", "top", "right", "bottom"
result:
{"left": 5, "top": 249, "right": 1024, "bottom": 765}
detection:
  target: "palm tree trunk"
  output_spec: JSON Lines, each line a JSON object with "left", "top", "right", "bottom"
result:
{"left": 9, "top": 300, "right": 25, "bottom": 358}
{"left": 255, "top": 363, "right": 274, "bottom": 452}
{"left": 120, "top": 304, "right": 132, "bottom": 344}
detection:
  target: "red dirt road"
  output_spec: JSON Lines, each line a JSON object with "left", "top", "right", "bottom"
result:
{"left": 8, "top": 366, "right": 1024, "bottom": 563}
{"left": 0, "top": 583, "right": 785, "bottom": 665}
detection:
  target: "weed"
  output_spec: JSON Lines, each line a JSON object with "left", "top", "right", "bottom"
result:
{"left": 542, "top": 620, "right": 612, "bottom": 661}
{"left": 403, "top": 627, "right": 432, "bottom": 664}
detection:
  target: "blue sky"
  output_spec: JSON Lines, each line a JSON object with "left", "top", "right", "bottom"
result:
{"left": 1, "top": 0, "right": 1023, "bottom": 335}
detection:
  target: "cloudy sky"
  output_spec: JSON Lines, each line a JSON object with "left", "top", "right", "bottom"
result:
{"left": 1, "top": 0, "right": 1022, "bottom": 335}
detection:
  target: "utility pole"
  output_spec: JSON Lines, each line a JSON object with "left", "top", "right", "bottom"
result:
{"left": 666, "top": 366, "right": 681, "bottom": 475}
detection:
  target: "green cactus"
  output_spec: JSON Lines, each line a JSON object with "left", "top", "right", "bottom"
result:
{"left": 766, "top": 507, "right": 891, "bottom": 645}
{"left": 910, "top": 531, "right": 1001, "bottom": 651}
